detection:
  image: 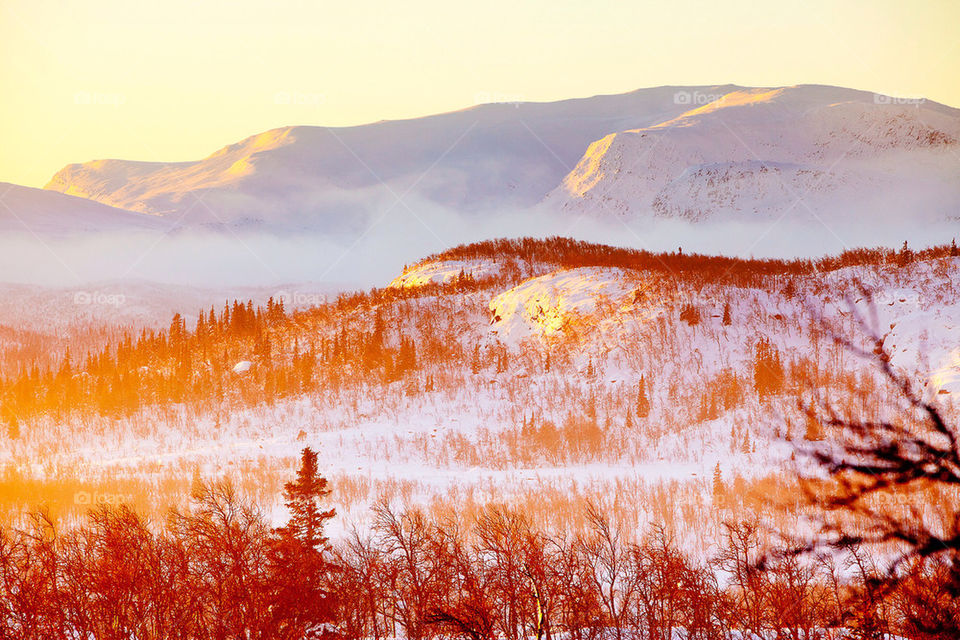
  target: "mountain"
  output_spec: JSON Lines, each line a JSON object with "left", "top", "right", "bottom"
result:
{"left": 0, "top": 182, "right": 171, "bottom": 233}
{"left": 546, "top": 85, "right": 960, "bottom": 222}
{"left": 44, "top": 85, "right": 725, "bottom": 230}
{"left": 42, "top": 84, "right": 960, "bottom": 234}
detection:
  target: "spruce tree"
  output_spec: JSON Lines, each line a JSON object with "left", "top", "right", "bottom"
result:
{"left": 636, "top": 376, "right": 650, "bottom": 419}
{"left": 803, "top": 414, "right": 826, "bottom": 442}
{"left": 279, "top": 447, "right": 335, "bottom": 551}
{"left": 712, "top": 463, "right": 723, "bottom": 501}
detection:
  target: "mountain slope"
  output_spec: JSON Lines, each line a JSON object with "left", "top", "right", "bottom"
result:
{"left": 43, "top": 84, "right": 960, "bottom": 234}
{"left": 546, "top": 85, "right": 960, "bottom": 222}
{"left": 0, "top": 182, "right": 171, "bottom": 233}
{"left": 44, "top": 86, "right": 735, "bottom": 230}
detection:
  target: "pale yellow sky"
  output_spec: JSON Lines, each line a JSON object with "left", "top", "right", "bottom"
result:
{"left": 1, "top": 0, "right": 958, "bottom": 187}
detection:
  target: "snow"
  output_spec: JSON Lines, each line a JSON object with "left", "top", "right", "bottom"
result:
{"left": 546, "top": 85, "right": 960, "bottom": 224}
{"left": 823, "top": 260, "right": 960, "bottom": 397}
{"left": 43, "top": 85, "right": 723, "bottom": 228}
{"left": 232, "top": 360, "right": 254, "bottom": 374}
{"left": 0, "top": 182, "right": 170, "bottom": 233}
{"left": 389, "top": 259, "right": 501, "bottom": 288}
{"left": 2, "top": 251, "right": 960, "bottom": 553}
{"left": 929, "top": 350, "right": 960, "bottom": 396}
{"left": 489, "top": 267, "right": 641, "bottom": 342}
{"left": 0, "top": 280, "right": 341, "bottom": 331}
{"left": 40, "top": 84, "right": 960, "bottom": 234}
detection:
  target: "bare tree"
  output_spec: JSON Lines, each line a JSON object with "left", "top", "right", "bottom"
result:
{"left": 579, "top": 502, "right": 638, "bottom": 640}
{"left": 783, "top": 288, "right": 960, "bottom": 636}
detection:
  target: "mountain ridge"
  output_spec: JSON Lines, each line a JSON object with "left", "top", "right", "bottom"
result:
{"left": 40, "top": 83, "right": 960, "bottom": 233}
{"left": 0, "top": 182, "right": 171, "bottom": 233}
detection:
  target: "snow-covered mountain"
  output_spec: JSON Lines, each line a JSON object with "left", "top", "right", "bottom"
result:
{"left": 0, "top": 182, "right": 170, "bottom": 233}
{"left": 43, "top": 86, "right": 719, "bottom": 230}
{"left": 43, "top": 84, "right": 959, "bottom": 233}
{"left": 547, "top": 85, "right": 960, "bottom": 222}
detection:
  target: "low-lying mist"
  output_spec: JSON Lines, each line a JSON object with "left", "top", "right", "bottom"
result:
{"left": 2, "top": 199, "right": 957, "bottom": 291}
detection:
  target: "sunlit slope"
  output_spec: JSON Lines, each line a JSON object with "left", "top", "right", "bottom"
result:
{"left": 44, "top": 86, "right": 733, "bottom": 229}
{"left": 547, "top": 85, "right": 960, "bottom": 222}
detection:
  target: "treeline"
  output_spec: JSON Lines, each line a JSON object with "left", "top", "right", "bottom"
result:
{"left": 0, "top": 297, "right": 432, "bottom": 426}
{"left": 1, "top": 236, "right": 956, "bottom": 429}
{"left": 0, "top": 450, "right": 955, "bottom": 639}
{"left": 427, "top": 236, "right": 960, "bottom": 285}
{"left": 0, "top": 277, "right": 532, "bottom": 427}
{"left": 1, "top": 298, "right": 305, "bottom": 423}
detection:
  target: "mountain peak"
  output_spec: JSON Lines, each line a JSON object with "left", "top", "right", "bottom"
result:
{"left": 39, "top": 84, "right": 960, "bottom": 233}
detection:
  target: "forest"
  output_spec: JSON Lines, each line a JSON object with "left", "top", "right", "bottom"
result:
{"left": 1, "top": 238, "right": 959, "bottom": 637}
{"left": 2, "top": 238, "right": 957, "bottom": 428}
{"left": 0, "top": 445, "right": 956, "bottom": 639}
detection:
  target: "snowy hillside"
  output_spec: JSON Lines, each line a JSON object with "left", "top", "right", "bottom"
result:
{"left": 488, "top": 267, "right": 641, "bottom": 342}
{"left": 546, "top": 85, "right": 960, "bottom": 223}
{"left": 389, "top": 258, "right": 503, "bottom": 288}
{"left": 0, "top": 182, "right": 170, "bottom": 233}
{"left": 2, "top": 238, "right": 959, "bottom": 550}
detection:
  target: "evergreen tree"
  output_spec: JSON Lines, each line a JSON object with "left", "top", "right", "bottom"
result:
{"left": 722, "top": 302, "right": 732, "bottom": 326}
{"left": 680, "top": 303, "right": 701, "bottom": 326}
{"left": 471, "top": 345, "right": 482, "bottom": 374}
{"left": 397, "top": 338, "right": 417, "bottom": 375}
{"left": 897, "top": 240, "right": 914, "bottom": 267}
{"left": 278, "top": 447, "right": 335, "bottom": 551}
{"left": 168, "top": 313, "right": 187, "bottom": 351}
{"left": 2, "top": 407, "right": 18, "bottom": 440}
{"left": 753, "top": 338, "right": 784, "bottom": 397}
{"left": 712, "top": 463, "right": 723, "bottom": 501}
{"left": 803, "top": 413, "right": 825, "bottom": 441}
{"left": 636, "top": 375, "right": 650, "bottom": 419}
{"left": 195, "top": 311, "right": 207, "bottom": 345}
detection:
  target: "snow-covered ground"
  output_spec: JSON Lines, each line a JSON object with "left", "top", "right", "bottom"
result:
{"left": 2, "top": 250, "right": 958, "bottom": 551}
{"left": 489, "top": 266, "right": 642, "bottom": 342}
{"left": 390, "top": 259, "right": 503, "bottom": 288}
{"left": 0, "top": 182, "right": 170, "bottom": 233}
